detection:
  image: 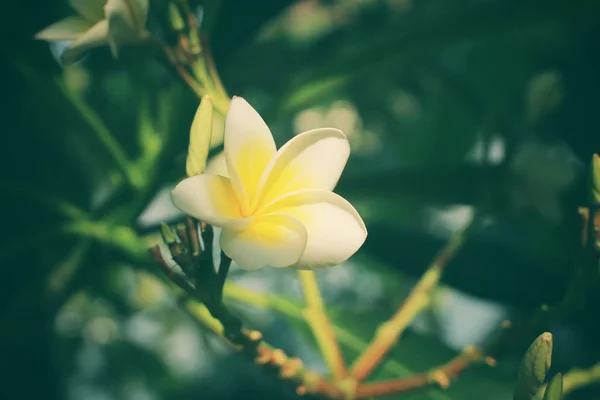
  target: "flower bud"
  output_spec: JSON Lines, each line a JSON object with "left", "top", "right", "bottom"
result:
{"left": 160, "top": 222, "right": 177, "bottom": 245}
{"left": 514, "top": 332, "right": 553, "bottom": 400}
{"left": 186, "top": 95, "right": 214, "bottom": 176}
{"left": 168, "top": 3, "right": 185, "bottom": 31}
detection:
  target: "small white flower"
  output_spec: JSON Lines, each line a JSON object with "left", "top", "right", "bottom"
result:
{"left": 35, "top": 0, "right": 149, "bottom": 64}
{"left": 171, "top": 97, "right": 368, "bottom": 271}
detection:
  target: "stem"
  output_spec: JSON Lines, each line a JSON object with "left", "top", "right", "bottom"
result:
{"left": 159, "top": 43, "right": 205, "bottom": 98}
{"left": 181, "top": 289, "right": 480, "bottom": 399}
{"left": 186, "top": 217, "right": 201, "bottom": 257}
{"left": 182, "top": 298, "right": 344, "bottom": 398}
{"left": 298, "top": 270, "right": 348, "bottom": 380}
{"left": 355, "top": 346, "right": 484, "bottom": 397}
{"left": 158, "top": 3, "right": 231, "bottom": 116}
{"left": 199, "top": 34, "right": 230, "bottom": 104}
{"left": 216, "top": 252, "right": 231, "bottom": 301}
{"left": 147, "top": 256, "right": 467, "bottom": 399}
{"left": 350, "top": 217, "right": 474, "bottom": 381}
{"left": 149, "top": 245, "right": 197, "bottom": 295}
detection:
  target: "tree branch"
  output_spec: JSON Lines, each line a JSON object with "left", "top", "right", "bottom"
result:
{"left": 350, "top": 217, "right": 474, "bottom": 381}
{"left": 298, "top": 270, "right": 348, "bottom": 381}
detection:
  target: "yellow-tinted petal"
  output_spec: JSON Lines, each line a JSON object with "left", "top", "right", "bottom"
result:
{"left": 261, "top": 189, "right": 366, "bottom": 268}
{"left": 186, "top": 95, "right": 213, "bottom": 176}
{"left": 220, "top": 213, "right": 307, "bottom": 270}
{"left": 256, "top": 128, "right": 350, "bottom": 209}
{"left": 34, "top": 16, "right": 92, "bottom": 41}
{"left": 104, "top": 0, "right": 149, "bottom": 57}
{"left": 61, "top": 20, "right": 109, "bottom": 64}
{"left": 224, "top": 97, "right": 276, "bottom": 215}
{"left": 206, "top": 151, "right": 228, "bottom": 178}
{"left": 171, "top": 174, "right": 242, "bottom": 227}
{"left": 70, "top": 0, "right": 105, "bottom": 22}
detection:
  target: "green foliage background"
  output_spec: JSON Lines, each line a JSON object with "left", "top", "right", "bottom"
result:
{"left": 0, "top": 0, "right": 599, "bottom": 399}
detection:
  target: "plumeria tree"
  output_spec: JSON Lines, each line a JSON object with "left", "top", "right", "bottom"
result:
{"left": 3, "top": 0, "right": 600, "bottom": 399}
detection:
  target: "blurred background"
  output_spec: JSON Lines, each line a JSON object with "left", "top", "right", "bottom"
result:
{"left": 1, "top": 0, "right": 599, "bottom": 399}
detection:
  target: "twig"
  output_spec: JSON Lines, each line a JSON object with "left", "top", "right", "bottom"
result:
{"left": 215, "top": 252, "right": 231, "bottom": 301}
{"left": 298, "top": 270, "right": 348, "bottom": 381}
{"left": 150, "top": 241, "right": 483, "bottom": 399}
{"left": 182, "top": 294, "right": 486, "bottom": 399}
{"left": 350, "top": 218, "right": 474, "bottom": 381}
{"left": 355, "top": 346, "right": 485, "bottom": 397}
{"left": 181, "top": 296, "right": 344, "bottom": 397}
{"left": 152, "top": 35, "right": 204, "bottom": 98}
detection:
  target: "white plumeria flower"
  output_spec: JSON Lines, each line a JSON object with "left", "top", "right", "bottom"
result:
{"left": 171, "top": 97, "right": 368, "bottom": 271}
{"left": 35, "top": 0, "right": 149, "bottom": 64}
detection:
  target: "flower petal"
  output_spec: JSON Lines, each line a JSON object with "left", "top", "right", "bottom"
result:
{"left": 256, "top": 128, "right": 350, "bottom": 209}
{"left": 206, "top": 151, "right": 228, "bottom": 178}
{"left": 34, "top": 16, "right": 92, "bottom": 41}
{"left": 224, "top": 97, "right": 276, "bottom": 215}
{"left": 70, "top": 0, "right": 105, "bottom": 22}
{"left": 171, "top": 174, "right": 242, "bottom": 227}
{"left": 105, "top": 0, "right": 149, "bottom": 57}
{"left": 220, "top": 213, "right": 307, "bottom": 270}
{"left": 61, "top": 20, "right": 109, "bottom": 64}
{"left": 262, "top": 189, "right": 367, "bottom": 268}
{"left": 186, "top": 95, "right": 214, "bottom": 176}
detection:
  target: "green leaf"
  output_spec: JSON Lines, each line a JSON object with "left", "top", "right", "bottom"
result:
{"left": 525, "top": 70, "right": 563, "bottom": 127}
{"left": 542, "top": 373, "right": 563, "bottom": 400}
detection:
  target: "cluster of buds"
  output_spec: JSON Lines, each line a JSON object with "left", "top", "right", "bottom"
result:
{"left": 149, "top": 212, "right": 242, "bottom": 332}
{"left": 149, "top": 229, "right": 327, "bottom": 396}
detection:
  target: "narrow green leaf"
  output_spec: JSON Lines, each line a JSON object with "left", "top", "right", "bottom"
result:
{"left": 525, "top": 70, "right": 563, "bottom": 127}
{"left": 542, "top": 373, "right": 563, "bottom": 400}
{"left": 591, "top": 154, "right": 600, "bottom": 205}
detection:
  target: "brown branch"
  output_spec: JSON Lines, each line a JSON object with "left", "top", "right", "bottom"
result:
{"left": 180, "top": 298, "right": 344, "bottom": 398}
{"left": 350, "top": 218, "right": 473, "bottom": 381}
{"left": 156, "top": 41, "right": 205, "bottom": 98}
{"left": 355, "top": 346, "right": 485, "bottom": 398}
